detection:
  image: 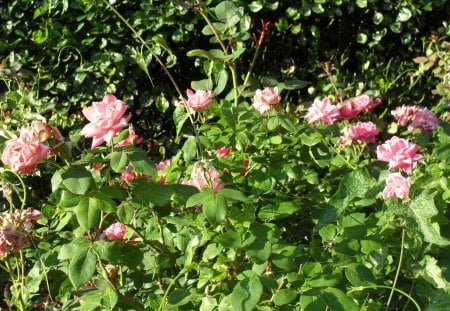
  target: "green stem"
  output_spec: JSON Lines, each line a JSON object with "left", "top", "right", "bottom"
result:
{"left": 386, "top": 227, "right": 406, "bottom": 311}
{"left": 4, "top": 169, "right": 27, "bottom": 211}
{"left": 158, "top": 265, "right": 194, "bottom": 311}
{"left": 239, "top": 43, "right": 261, "bottom": 97}
{"left": 348, "top": 285, "right": 421, "bottom": 311}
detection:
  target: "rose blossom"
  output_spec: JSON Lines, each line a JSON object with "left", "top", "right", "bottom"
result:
{"left": 217, "top": 146, "right": 232, "bottom": 158}
{"left": 352, "top": 95, "right": 379, "bottom": 112}
{"left": 80, "top": 94, "right": 131, "bottom": 149}
{"left": 103, "top": 222, "right": 127, "bottom": 240}
{"left": 252, "top": 87, "right": 281, "bottom": 115}
{"left": 155, "top": 158, "right": 172, "bottom": 185}
{"left": 339, "top": 121, "right": 379, "bottom": 146}
{"left": 391, "top": 105, "right": 421, "bottom": 127}
{"left": 1, "top": 134, "right": 50, "bottom": 174}
{"left": 376, "top": 137, "right": 423, "bottom": 174}
{"left": 120, "top": 165, "right": 136, "bottom": 182}
{"left": 305, "top": 97, "right": 341, "bottom": 124}
{"left": 382, "top": 173, "right": 411, "bottom": 199}
{"left": 184, "top": 89, "right": 212, "bottom": 111}
{"left": 184, "top": 160, "right": 223, "bottom": 192}
{"left": 408, "top": 107, "right": 438, "bottom": 133}
{"left": 116, "top": 129, "right": 144, "bottom": 147}
{"left": 339, "top": 99, "right": 360, "bottom": 120}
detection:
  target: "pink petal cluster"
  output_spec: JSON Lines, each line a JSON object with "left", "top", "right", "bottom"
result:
{"left": 103, "top": 222, "right": 127, "bottom": 240}
{"left": 382, "top": 173, "right": 411, "bottom": 199}
{"left": 1, "top": 124, "right": 55, "bottom": 174}
{"left": 116, "top": 129, "right": 144, "bottom": 147}
{"left": 339, "top": 121, "right": 379, "bottom": 146}
{"left": 339, "top": 95, "right": 380, "bottom": 120}
{"left": 184, "top": 160, "right": 223, "bottom": 192}
{"left": 155, "top": 158, "right": 172, "bottom": 185}
{"left": 120, "top": 165, "right": 136, "bottom": 182}
{"left": 185, "top": 89, "right": 212, "bottom": 111}
{"left": 0, "top": 208, "right": 42, "bottom": 257}
{"left": 80, "top": 94, "right": 131, "bottom": 149}
{"left": 252, "top": 87, "right": 281, "bottom": 115}
{"left": 377, "top": 137, "right": 423, "bottom": 174}
{"left": 305, "top": 97, "right": 341, "bottom": 124}
{"left": 217, "top": 146, "right": 232, "bottom": 158}
{"left": 392, "top": 105, "right": 438, "bottom": 133}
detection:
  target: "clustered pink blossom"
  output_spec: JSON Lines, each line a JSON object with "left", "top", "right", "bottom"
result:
{"left": 184, "top": 160, "right": 223, "bottom": 192}
{"left": 305, "top": 97, "right": 341, "bottom": 124}
{"left": 103, "top": 222, "right": 127, "bottom": 240}
{"left": 0, "top": 208, "right": 42, "bottom": 257}
{"left": 80, "top": 94, "right": 131, "bottom": 149}
{"left": 184, "top": 89, "right": 212, "bottom": 111}
{"left": 306, "top": 95, "right": 379, "bottom": 124}
{"left": 252, "top": 87, "right": 281, "bottom": 115}
{"left": 116, "top": 129, "right": 144, "bottom": 147}
{"left": 377, "top": 136, "right": 423, "bottom": 174}
{"left": 155, "top": 158, "right": 172, "bottom": 185}
{"left": 217, "top": 146, "right": 232, "bottom": 158}
{"left": 1, "top": 121, "right": 63, "bottom": 174}
{"left": 339, "top": 121, "right": 379, "bottom": 146}
{"left": 392, "top": 105, "right": 438, "bottom": 133}
{"left": 382, "top": 173, "right": 411, "bottom": 199}
{"left": 120, "top": 165, "right": 136, "bottom": 182}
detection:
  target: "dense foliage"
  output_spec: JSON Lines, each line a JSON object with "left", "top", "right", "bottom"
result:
{"left": 0, "top": 0, "right": 449, "bottom": 310}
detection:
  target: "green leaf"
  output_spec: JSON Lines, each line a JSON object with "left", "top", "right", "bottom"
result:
{"left": 214, "top": 69, "right": 228, "bottom": 95}
{"left": 231, "top": 271, "right": 263, "bottom": 311}
{"left": 58, "top": 238, "right": 91, "bottom": 260}
{"left": 214, "top": 231, "right": 242, "bottom": 248}
{"left": 109, "top": 150, "right": 128, "bottom": 173}
{"left": 258, "top": 201, "right": 300, "bottom": 220}
{"left": 129, "top": 150, "right": 156, "bottom": 176}
{"left": 173, "top": 106, "right": 189, "bottom": 138}
{"left": 345, "top": 263, "right": 376, "bottom": 286}
{"left": 410, "top": 192, "right": 450, "bottom": 246}
{"left": 203, "top": 192, "right": 227, "bottom": 226}
{"left": 273, "top": 289, "right": 298, "bottom": 306}
{"left": 182, "top": 136, "right": 197, "bottom": 162}
{"left": 168, "top": 288, "right": 192, "bottom": 306}
{"left": 93, "top": 240, "right": 122, "bottom": 263}
{"left": 61, "top": 166, "right": 93, "bottom": 195}
{"left": 218, "top": 188, "right": 248, "bottom": 202}
{"left": 76, "top": 196, "right": 101, "bottom": 230}
{"left": 267, "top": 117, "right": 280, "bottom": 131}
{"left": 300, "top": 132, "right": 323, "bottom": 146}
{"left": 323, "top": 287, "right": 359, "bottom": 311}
{"left": 80, "top": 287, "right": 119, "bottom": 310}
{"left": 300, "top": 289, "right": 326, "bottom": 311}
{"left": 355, "top": 0, "right": 367, "bottom": 8}
{"left": 416, "top": 255, "right": 448, "bottom": 289}
{"left": 59, "top": 190, "right": 82, "bottom": 208}
{"left": 186, "top": 49, "right": 213, "bottom": 59}
{"left": 215, "top": 1, "right": 240, "bottom": 27}
{"left": 398, "top": 7, "right": 412, "bottom": 22}
{"left": 69, "top": 248, "right": 96, "bottom": 289}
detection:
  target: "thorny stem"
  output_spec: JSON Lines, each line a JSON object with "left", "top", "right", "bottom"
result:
{"left": 386, "top": 227, "right": 406, "bottom": 311}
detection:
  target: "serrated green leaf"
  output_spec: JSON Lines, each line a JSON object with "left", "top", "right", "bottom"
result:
{"left": 76, "top": 196, "right": 101, "bottom": 230}
{"left": 203, "top": 192, "right": 227, "bottom": 226}
{"left": 69, "top": 248, "right": 96, "bottom": 289}
{"left": 61, "top": 166, "right": 93, "bottom": 195}
{"left": 323, "top": 287, "right": 359, "bottom": 311}
{"left": 231, "top": 271, "right": 262, "bottom": 311}
{"left": 273, "top": 288, "right": 298, "bottom": 306}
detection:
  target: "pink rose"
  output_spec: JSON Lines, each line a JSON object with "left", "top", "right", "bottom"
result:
{"left": 391, "top": 105, "right": 419, "bottom": 126}
{"left": 305, "top": 97, "right": 341, "bottom": 124}
{"left": 80, "top": 94, "right": 131, "bottom": 149}
{"left": 352, "top": 95, "right": 379, "bottom": 112}
{"left": 185, "top": 89, "right": 212, "bottom": 111}
{"left": 103, "top": 222, "right": 127, "bottom": 240}
{"left": 382, "top": 173, "right": 411, "bottom": 199}
{"left": 339, "top": 121, "right": 379, "bottom": 146}
{"left": 156, "top": 158, "right": 172, "bottom": 171}
{"left": 408, "top": 107, "right": 438, "bottom": 133}
{"left": 217, "top": 146, "right": 232, "bottom": 158}
{"left": 120, "top": 165, "right": 136, "bottom": 182}
{"left": 339, "top": 99, "right": 359, "bottom": 120}
{"left": 376, "top": 137, "right": 423, "bottom": 174}
{"left": 116, "top": 129, "right": 144, "bottom": 147}
{"left": 184, "top": 161, "right": 223, "bottom": 192}
{"left": 2, "top": 136, "right": 50, "bottom": 174}
{"left": 252, "top": 87, "right": 281, "bottom": 115}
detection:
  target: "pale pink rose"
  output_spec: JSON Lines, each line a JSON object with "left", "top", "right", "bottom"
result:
{"left": 156, "top": 158, "right": 172, "bottom": 171}
{"left": 391, "top": 105, "right": 421, "bottom": 126}
{"left": 120, "top": 165, "right": 136, "bottom": 182}
{"left": 339, "top": 99, "right": 359, "bottom": 120}
{"left": 184, "top": 161, "right": 223, "bottom": 192}
{"left": 2, "top": 136, "right": 50, "bottom": 174}
{"left": 305, "top": 97, "right": 341, "bottom": 124}
{"left": 408, "top": 107, "right": 438, "bottom": 133}
{"left": 116, "top": 129, "right": 144, "bottom": 147}
{"left": 217, "top": 146, "right": 232, "bottom": 158}
{"left": 252, "top": 87, "right": 281, "bottom": 115}
{"left": 339, "top": 121, "right": 379, "bottom": 146}
{"left": 185, "top": 89, "right": 212, "bottom": 111}
{"left": 352, "top": 95, "right": 379, "bottom": 112}
{"left": 80, "top": 94, "right": 131, "bottom": 149}
{"left": 103, "top": 222, "right": 127, "bottom": 240}
{"left": 382, "top": 173, "right": 411, "bottom": 199}
{"left": 376, "top": 137, "right": 423, "bottom": 174}
{"left": 21, "top": 208, "right": 42, "bottom": 232}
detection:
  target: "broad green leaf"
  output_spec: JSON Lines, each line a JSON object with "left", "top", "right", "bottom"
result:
{"left": 323, "top": 287, "right": 359, "bottom": 311}
{"left": 214, "top": 69, "right": 228, "bottom": 95}
{"left": 69, "top": 248, "right": 96, "bottom": 289}
{"left": 215, "top": 1, "right": 240, "bottom": 27}
{"left": 173, "top": 106, "right": 189, "bottom": 138}
{"left": 300, "top": 289, "right": 326, "bottom": 311}
{"left": 61, "top": 166, "right": 93, "bottom": 195}
{"left": 76, "top": 196, "right": 101, "bottom": 230}
{"left": 168, "top": 288, "right": 192, "bottom": 306}
{"left": 258, "top": 201, "right": 300, "bottom": 220}
{"left": 129, "top": 150, "right": 156, "bottom": 176}
{"left": 214, "top": 231, "right": 241, "bottom": 248}
{"left": 187, "top": 49, "right": 213, "bottom": 59}
{"left": 273, "top": 288, "right": 298, "bottom": 306}
{"left": 203, "top": 192, "right": 227, "bottom": 226}
{"left": 80, "top": 287, "right": 119, "bottom": 311}
{"left": 267, "top": 117, "right": 279, "bottom": 131}
{"left": 109, "top": 150, "right": 128, "bottom": 172}
{"left": 231, "top": 271, "right": 262, "bottom": 311}
{"left": 59, "top": 190, "right": 82, "bottom": 208}
{"left": 186, "top": 191, "right": 209, "bottom": 207}
{"left": 279, "top": 115, "right": 297, "bottom": 132}
{"left": 58, "top": 238, "right": 91, "bottom": 260}
{"left": 345, "top": 263, "right": 376, "bottom": 286}
{"left": 398, "top": 7, "right": 412, "bottom": 22}
{"left": 93, "top": 240, "right": 122, "bottom": 263}
{"left": 416, "top": 255, "right": 448, "bottom": 289}
{"left": 300, "top": 132, "right": 323, "bottom": 146}
{"left": 355, "top": 0, "right": 367, "bottom": 8}
{"left": 182, "top": 136, "right": 197, "bottom": 162}
{"left": 410, "top": 192, "right": 450, "bottom": 246}
{"left": 218, "top": 188, "right": 248, "bottom": 202}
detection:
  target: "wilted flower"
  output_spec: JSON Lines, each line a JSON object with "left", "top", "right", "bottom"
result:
{"left": 217, "top": 146, "right": 232, "bottom": 158}
{"left": 184, "top": 160, "right": 223, "bottom": 192}
{"left": 392, "top": 105, "right": 421, "bottom": 127}
{"left": 116, "top": 129, "right": 144, "bottom": 147}
{"left": 103, "top": 222, "right": 127, "bottom": 240}
{"left": 408, "top": 107, "right": 438, "bottom": 133}
{"left": 305, "top": 97, "right": 340, "bottom": 124}
{"left": 184, "top": 89, "right": 212, "bottom": 111}
{"left": 80, "top": 94, "right": 131, "bottom": 149}
{"left": 383, "top": 173, "right": 411, "bottom": 199}
{"left": 377, "top": 137, "right": 423, "bottom": 174}
{"left": 339, "top": 121, "right": 379, "bottom": 146}
{"left": 252, "top": 87, "right": 281, "bottom": 115}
